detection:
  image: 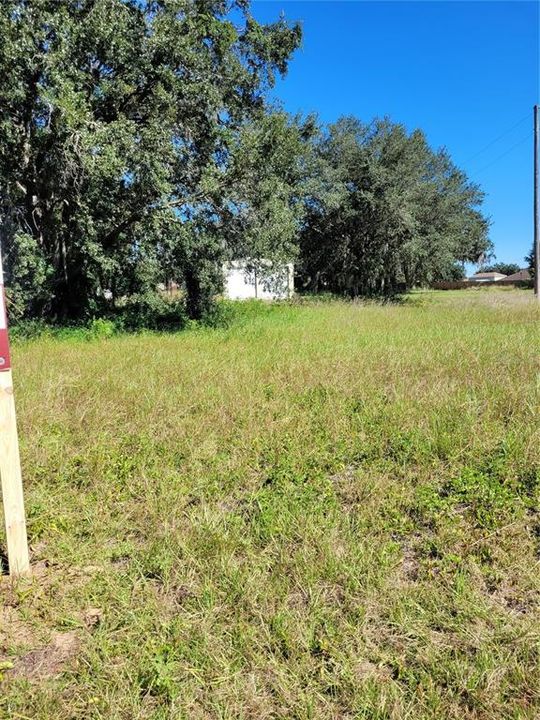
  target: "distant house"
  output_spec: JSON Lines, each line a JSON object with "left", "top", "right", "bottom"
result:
{"left": 499, "top": 268, "right": 531, "bottom": 283}
{"left": 223, "top": 260, "right": 294, "bottom": 300}
{"left": 468, "top": 271, "right": 507, "bottom": 283}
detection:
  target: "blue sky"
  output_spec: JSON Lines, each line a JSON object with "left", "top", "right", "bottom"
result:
{"left": 252, "top": 1, "right": 539, "bottom": 267}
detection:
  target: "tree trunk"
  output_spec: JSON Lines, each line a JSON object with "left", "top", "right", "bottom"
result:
{"left": 184, "top": 267, "right": 212, "bottom": 321}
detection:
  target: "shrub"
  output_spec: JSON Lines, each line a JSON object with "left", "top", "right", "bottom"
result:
{"left": 88, "top": 318, "right": 117, "bottom": 340}
{"left": 115, "top": 293, "right": 189, "bottom": 332}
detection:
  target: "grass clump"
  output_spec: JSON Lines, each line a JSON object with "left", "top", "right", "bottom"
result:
{"left": 1, "top": 288, "right": 539, "bottom": 719}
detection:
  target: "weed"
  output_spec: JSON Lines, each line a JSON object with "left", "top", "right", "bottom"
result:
{"left": 1, "top": 289, "right": 539, "bottom": 719}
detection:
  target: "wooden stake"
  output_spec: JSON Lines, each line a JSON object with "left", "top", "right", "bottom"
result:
{"left": 0, "top": 370, "right": 29, "bottom": 576}
{"left": 0, "top": 248, "right": 29, "bottom": 576}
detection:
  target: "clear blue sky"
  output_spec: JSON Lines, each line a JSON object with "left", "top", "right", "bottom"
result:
{"left": 252, "top": 1, "right": 539, "bottom": 267}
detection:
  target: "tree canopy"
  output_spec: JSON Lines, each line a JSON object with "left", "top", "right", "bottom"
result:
{"left": 478, "top": 262, "right": 521, "bottom": 276}
{"left": 524, "top": 246, "right": 536, "bottom": 279}
{"left": 0, "top": 1, "right": 493, "bottom": 323}
{"left": 0, "top": 0, "right": 301, "bottom": 320}
{"left": 297, "top": 118, "right": 491, "bottom": 296}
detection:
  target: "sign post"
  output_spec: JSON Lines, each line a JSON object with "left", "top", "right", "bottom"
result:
{"left": 0, "top": 246, "right": 29, "bottom": 576}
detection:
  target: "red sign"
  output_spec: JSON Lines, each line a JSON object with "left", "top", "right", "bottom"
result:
{"left": 0, "top": 285, "right": 11, "bottom": 371}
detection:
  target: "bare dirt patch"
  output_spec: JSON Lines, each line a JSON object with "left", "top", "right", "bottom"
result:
{"left": 398, "top": 536, "right": 421, "bottom": 584}
{"left": 354, "top": 659, "right": 392, "bottom": 682}
{"left": 0, "top": 606, "right": 37, "bottom": 650}
{"left": 6, "top": 631, "right": 80, "bottom": 681}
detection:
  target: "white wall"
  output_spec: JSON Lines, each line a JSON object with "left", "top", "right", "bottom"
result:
{"left": 223, "top": 262, "right": 294, "bottom": 300}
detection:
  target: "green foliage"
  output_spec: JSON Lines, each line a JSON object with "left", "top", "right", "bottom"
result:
{"left": 442, "top": 467, "right": 523, "bottom": 529}
{"left": 9, "top": 296, "right": 283, "bottom": 341}
{"left": 0, "top": 1, "right": 496, "bottom": 319}
{"left": 115, "top": 293, "right": 189, "bottom": 332}
{"left": 478, "top": 262, "right": 521, "bottom": 276}
{"left": 525, "top": 244, "right": 536, "bottom": 278}
{"left": 8, "top": 318, "right": 50, "bottom": 342}
{"left": 298, "top": 117, "right": 491, "bottom": 296}
{"left": 138, "top": 644, "right": 178, "bottom": 703}
{"left": 0, "top": 0, "right": 302, "bottom": 320}
{"left": 4, "top": 232, "right": 52, "bottom": 321}
{"left": 87, "top": 318, "right": 116, "bottom": 340}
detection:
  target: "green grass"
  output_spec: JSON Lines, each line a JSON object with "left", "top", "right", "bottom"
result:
{"left": 1, "top": 289, "right": 539, "bottom": 719}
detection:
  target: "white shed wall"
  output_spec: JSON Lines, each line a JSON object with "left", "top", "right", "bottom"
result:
{"left": 223, "top": 262, "right": 294, "bottom": 300}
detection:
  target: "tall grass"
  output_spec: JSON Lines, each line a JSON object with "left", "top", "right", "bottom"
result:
{"left": 1, "top": 290, "right": 539, "bottom": 719}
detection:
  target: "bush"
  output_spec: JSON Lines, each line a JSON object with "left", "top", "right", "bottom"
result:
{"left": 9, "top": 295, "right": 281, "bottom": 342}
{"left": 88, "top": 318, "right": 117, "bottom": 339}
{"left": 114, "top": 293, "right": 189, "bottom": 332}
{"left": 9, "top": 319, "right": 50, "bottom": 342}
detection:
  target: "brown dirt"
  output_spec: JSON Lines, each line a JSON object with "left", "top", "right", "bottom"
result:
{"left": 354, "top": 659, "right": 393, "bottom": 682}
{"left": 0, "top": 606, "right": 36, "bottom": 650}
{"left": 7, "top": 631, "right": 80, "bottom": 681}
{"left": 82, "top": 607, "right": 103, "bottom": 628}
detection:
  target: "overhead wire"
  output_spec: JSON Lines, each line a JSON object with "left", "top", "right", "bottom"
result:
{"left": 470, "top": 132, "right": 532, "bottom": 179}
{"left": 462, "top": 112, "right": 530, "bottom": 165}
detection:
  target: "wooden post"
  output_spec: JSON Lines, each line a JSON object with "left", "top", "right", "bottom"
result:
{"left": 0, "top": 247, "right": 29, "bottom": 576}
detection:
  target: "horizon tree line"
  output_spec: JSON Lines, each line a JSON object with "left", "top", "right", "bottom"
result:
{"left": 0, "top": 0, "right": 510, "bottom": 326}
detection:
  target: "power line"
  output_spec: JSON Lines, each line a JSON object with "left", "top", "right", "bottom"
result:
{"left": 463, "top": 113, "right": 530, "bottom": 165}
{"left": 470, "top": 132, "right": 532, "bottom": 178}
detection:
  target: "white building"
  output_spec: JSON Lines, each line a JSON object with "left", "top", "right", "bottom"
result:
{"left": 468, "top": 272, "right": 507, "bottom": 283}
{"left": 223, "top": 260, "right": 294, "bottom": 300}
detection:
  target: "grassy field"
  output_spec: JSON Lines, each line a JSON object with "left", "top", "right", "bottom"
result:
{"left": 1, "top": 288, "right": 539, "bottom": 719}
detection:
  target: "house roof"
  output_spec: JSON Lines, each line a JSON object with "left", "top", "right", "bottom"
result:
{"left": 469, "top": 272, "right": 507, "bottom": 280}
{"left": 500, "top": 268, "right": 531, "bottom": 282}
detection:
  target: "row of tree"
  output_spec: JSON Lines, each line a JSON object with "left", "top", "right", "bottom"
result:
{"left": 1, "top": 0, "right": 493, "bottom": 323}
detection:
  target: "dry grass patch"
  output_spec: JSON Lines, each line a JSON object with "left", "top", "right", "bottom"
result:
{"left": 1, "top": 289, "right": 539, "bottom": 719}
